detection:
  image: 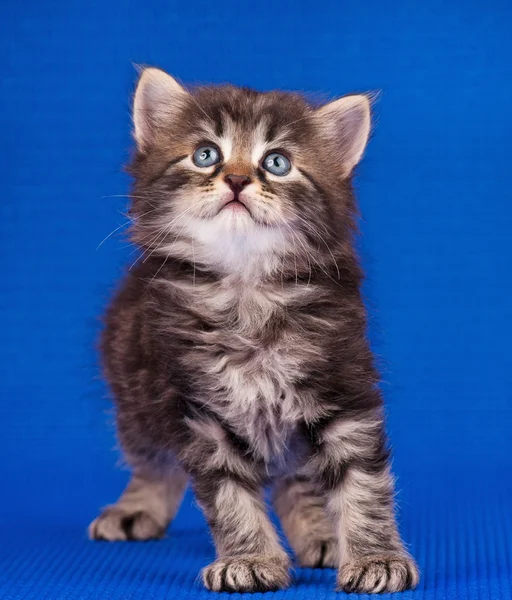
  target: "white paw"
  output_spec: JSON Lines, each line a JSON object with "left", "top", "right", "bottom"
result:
{"left": 337, "top": 554, "right": 419, "bottom": 593}
{"left": 296, "top": 537, "right": 338, "bottom": 568}
{"left": 88, "top": 507, "right": 164, "bottom": 541}
{"left": 202, "top": 555, "right": 290, "bottom": 593}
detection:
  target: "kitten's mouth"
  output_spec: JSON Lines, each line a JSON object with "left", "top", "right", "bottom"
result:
{"left": 220, "top": 198, "right": 251, "bottom": 215}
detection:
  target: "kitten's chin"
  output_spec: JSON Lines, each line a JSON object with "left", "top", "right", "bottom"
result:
{"left": 182, "top": 215, "right": 286, "bottom": 274}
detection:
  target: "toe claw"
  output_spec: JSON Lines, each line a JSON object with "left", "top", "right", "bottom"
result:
{"left": 202, "top": 556, "right": 290, "bottom": 593}
{"left": 337, "top": 554, "right": 419, "bottom": 593}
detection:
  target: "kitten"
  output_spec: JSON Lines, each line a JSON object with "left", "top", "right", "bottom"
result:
{"left": 89, "top": 67, "right": 419, "bottom": 594}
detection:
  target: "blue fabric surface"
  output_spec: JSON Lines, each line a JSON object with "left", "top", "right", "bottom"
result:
{"left": 1, "top": 1, "right": 511, "bottom": 598}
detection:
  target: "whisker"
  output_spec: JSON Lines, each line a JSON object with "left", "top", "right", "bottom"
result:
{"left": 142, "top": 204, "right": 197, "bottom": 263}
{"left": 129, "top": 222, "right": 172, "bottom": 266}
{"left": 102, "top": 194, "right": 160, "bottom": 210}
{"left": 177, "top": 77, "right": 216, "bottom": 127}
{"left": 276, "top": 228, "right": 288, "bottom": 292}
{"left": 283, "top": 227, "right": 298, "bottom": 286}
{"left": 130, "top": 201, "right": 200, "bottom": 269}
{"left": 96, "top": 221, "right": 131, "bottom": 250}
{"left": 281, "top": 113, "right": 314, "bottom": 130}
{"left": 128, "top": 203, "right": 196, "bottom": 261}
{"left": 283, "top": 223, "right": 312, "bottom": 286}
{"left": 292, "top": 231, "right": 313, "bottom": 287}
{"left": 286, "top": 224, "right": 340, "bottom": 288}
{"left": 192, "top": 238, "right": 196, "bottom": 287}
{"left": 295, "top": 227, "right": 343, "bottom": 287}
{"left": 295, "top": 215, "right": 341, "bottom": 281}
{"left": 96, "top": 207, "right": 158, "bottom": 250}
{"left": 148, "top": 219, "right": 190, "bottom": 284}
{"left": 101, "top": 194, "right": 149, "bottom": 199}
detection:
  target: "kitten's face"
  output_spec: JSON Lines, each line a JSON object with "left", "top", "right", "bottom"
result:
{"left": 129, "top": 69, "right": 370, "bottom": 276}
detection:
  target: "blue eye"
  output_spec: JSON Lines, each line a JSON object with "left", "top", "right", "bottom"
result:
{"left": 193, "top": 146, "right": 221, "bottom": 168}
{"left": 262, "top": 152, "right": 291, "bottom": 176}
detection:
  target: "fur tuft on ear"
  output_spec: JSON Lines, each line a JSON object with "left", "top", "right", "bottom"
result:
{"left": 133, "top": 68, "right": 188, "bottom": 150}
{"left": 316, "top": 94, "right": 371, "bottom": 176}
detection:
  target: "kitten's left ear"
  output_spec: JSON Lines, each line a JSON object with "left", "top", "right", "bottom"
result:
{"left": 315, "top": 94, "right": 371, "bottom": 177}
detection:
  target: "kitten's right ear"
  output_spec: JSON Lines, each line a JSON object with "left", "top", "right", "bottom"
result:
{"left": 133, "top": 68, "right": 188, "bottom": 150}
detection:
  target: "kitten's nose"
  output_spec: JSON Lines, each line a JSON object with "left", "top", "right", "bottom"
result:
{"left": 224, "top": 174, "right": 251, "bottom": 193}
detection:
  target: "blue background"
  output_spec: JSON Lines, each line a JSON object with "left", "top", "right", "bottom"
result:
{"left": 1, "top": 1, "right": 511, "bottom": 598}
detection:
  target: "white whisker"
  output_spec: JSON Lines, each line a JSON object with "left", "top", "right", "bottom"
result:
{"left": 283, "top": 222, "right": 312, "bottom": 287}
{"left": 175, "top": 76, "right": 216, "bottom": 128}
{"left": 142, "top": 204, "right": 197, "bottom": 264}
{"left": 148, "top": 218, "right": 190, "bottom": 284}
{"left": 295, "top": 215, "right": 341, "bottom": 281}
{"left": 96, "top": 207, "right": 158, "bottom": 250}
{"left": 96, "top": 221, "right": 131, "bottom": 250}
{"left": 192, "top": 238, "right": 196, "bottom": 287}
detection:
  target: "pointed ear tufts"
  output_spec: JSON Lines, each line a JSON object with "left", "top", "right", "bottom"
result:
{"left": 133, "top": 68, "right": 188, "bottom": 150}
{"left": 316, "top": 94, "right": 372, "bottom": 176}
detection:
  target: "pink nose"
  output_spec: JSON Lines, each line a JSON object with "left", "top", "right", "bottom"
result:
{"left": 224, "top": 174, "right": 251, "bottom": 193}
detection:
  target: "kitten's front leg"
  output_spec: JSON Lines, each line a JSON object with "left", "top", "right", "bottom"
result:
{"left": 313, "top": 414, "right": 419, "bottom": 593}
{"left": 193, "top": 473, "right": 290, "bottom": 592}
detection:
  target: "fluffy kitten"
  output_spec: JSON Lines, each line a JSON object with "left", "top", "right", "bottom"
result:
{"left": 89, "top": 67, "right": 419, "bottom": 594}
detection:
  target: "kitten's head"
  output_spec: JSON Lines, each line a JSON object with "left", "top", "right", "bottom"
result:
{"left": 128, "top": 68, "right": 371, "bottom": 277}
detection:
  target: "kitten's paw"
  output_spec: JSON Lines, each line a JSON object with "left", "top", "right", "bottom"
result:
{"left": 202, "top": 556, "right": 291, "bottom": 593}
{"left": 337, "top": 554, "right": 419, "bottom": 593}
{"left": 88, "top": 507, "right": 165, "bottom": 541}
{"left": 296, "top": 537, "right": 338, "bottom": 568}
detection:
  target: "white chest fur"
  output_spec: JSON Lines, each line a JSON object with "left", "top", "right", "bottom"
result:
{"left": 181, "top": 278, "right": 323, "bottom": 461}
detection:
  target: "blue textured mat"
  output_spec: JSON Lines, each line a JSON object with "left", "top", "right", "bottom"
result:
{"left": 1, "top": 479, "right": 512, "bottom": 599}
{"left": 1, "top": 0, "right": 511, "bottom": 598}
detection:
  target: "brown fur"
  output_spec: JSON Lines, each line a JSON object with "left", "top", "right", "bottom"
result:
{"left": 89, "top": 68, "right": 418, "bottom": 593}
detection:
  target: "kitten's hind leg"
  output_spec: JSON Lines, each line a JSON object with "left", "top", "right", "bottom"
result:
{"left": 273, "top": 476, "right": 338, "bottom": 568}
{"left": 89, "top": 464, "right": 188, "bottom": 541}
